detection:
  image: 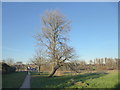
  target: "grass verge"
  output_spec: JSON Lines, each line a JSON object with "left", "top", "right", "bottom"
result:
{"left": 2, "top": 71, "right": 27, "bottom": 88}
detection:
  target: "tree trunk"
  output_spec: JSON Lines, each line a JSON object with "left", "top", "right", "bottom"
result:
{"left": 49, "top": 64, "right": 60, "bottom": 77}
{"left": 51, "top": 63, "right": 55, "bottom": 74}
{"left": 38, "top": 65, "right": 41, "bottom": 73}
{"left": 49, "top": 68, "right": 57, "bottom": 77}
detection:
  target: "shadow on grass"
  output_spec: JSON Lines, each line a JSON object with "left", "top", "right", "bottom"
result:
{"left": 115, "top": 83, "right": 120, "bottom": 89}
{"left": 31, "top": 71, "right": 108, "bottom": 88}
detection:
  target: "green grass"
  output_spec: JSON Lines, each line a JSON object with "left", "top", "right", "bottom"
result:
{"left": 84, "top": 71, "right": 118, "bottom": 88}
{"left": 2, "top": 71, "right": 27, "bottom": 88}
{"left": 69, "top": 71, "right": 119, "bottom": 88}
{"left": 31, "top": 71, "right": 118, "bottom": 88}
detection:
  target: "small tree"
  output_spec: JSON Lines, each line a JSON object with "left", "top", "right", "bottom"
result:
{"left": 5, "top": 58, "right": 15, "bottom": 66}
{"left": 32, "top": 49, "right": 46, "bottom": 73}
{"left": 35, "top": 10, "right": 75, "bottom": 77}
{"left": 15, "top": 62, "right": 23, "bottom": 71}
{"left": 68, "top": 60, "right": 81, "bottom": 73}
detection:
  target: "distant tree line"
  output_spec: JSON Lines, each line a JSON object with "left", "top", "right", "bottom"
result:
{"left": 1, "top": 57, "right": 119, "bottom": 75}
{"left": 91, "top": 57, "right": 119, "bottom": 70}
{"left": 60, "top": 58, "right": 119, "bottom": 72}
{"left": 29, "top": 57, "right": 119, "bottom": 75}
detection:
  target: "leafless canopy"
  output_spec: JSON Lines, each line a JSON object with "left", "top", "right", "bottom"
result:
{"left": 35, "top": 10, "right": 74, "bottom": 77}
{"left": 35, "top": 11, "right": 73, "bottom": 62}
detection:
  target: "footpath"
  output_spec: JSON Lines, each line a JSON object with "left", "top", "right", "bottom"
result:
{"left": 19, "top": 71, "right": 31, "bottom": 89}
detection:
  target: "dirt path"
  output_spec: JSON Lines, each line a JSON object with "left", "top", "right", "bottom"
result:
{"left": 19, "top": 72, "right": 31, "bottom": 89}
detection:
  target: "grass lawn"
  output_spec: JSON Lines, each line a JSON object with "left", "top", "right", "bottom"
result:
{"left": 2, "top": 71, "right": 27, "bottom": 88}
{"left": 31, "top": 70, "right": 118, "bottom": 88}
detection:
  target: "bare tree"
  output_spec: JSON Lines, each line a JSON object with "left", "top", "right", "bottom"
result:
{"left": 32, "top": 49, "right": 46, "bottom": 73}
{"left": 68, "top": 60, "right": 80, "bottom": 73}
{"left": 5, "top": 58, "right": 15, "bottom": 66}
{"left": 35, "top": 10, "right": 75, "bottom": 77}
{"left": 15, "top": 61, "right": 23, "bottom": 71}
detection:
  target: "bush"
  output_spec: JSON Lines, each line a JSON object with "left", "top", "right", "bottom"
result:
{"left": 2, "top": 63, "right": 16, "bottom": 74}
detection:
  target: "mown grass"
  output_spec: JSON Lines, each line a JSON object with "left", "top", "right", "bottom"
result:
{"left": 2, "top": 71, "right": 27, "bottom": 88}
{"left": 31, "top": 70, "right": 118, "bottom": 88}
{"left": 69, "top": 71, "right": 118, "bottom": 88}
